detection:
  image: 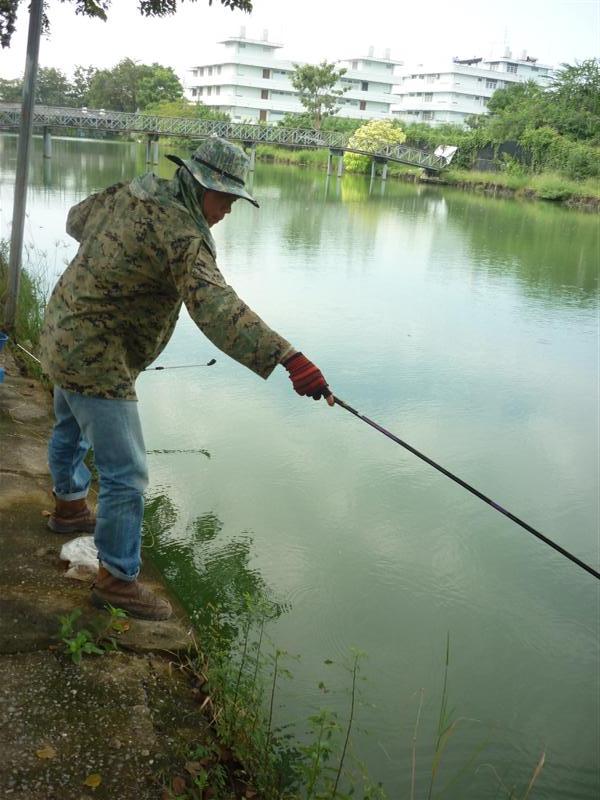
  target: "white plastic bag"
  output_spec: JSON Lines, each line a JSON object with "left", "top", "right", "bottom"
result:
{"left": 60, "top": 535, "right": 98, "bottom": 580}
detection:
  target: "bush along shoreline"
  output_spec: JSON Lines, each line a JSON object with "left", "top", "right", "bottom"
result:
{"left": 253, "top": 144, "right": 599, "bottom": 211}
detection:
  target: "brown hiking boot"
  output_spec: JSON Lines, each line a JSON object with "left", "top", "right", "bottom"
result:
{"left": 48, "top": 495, "right": 96, "bottom": 534}
{"left": 91, "top": 566, "right": 173, "bottom": 621}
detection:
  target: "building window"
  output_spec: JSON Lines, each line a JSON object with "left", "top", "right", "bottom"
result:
{"left": 489, "top": 63, "right": 497, "bottom": 71}
{"left": 216, "top": 86, "right": 220, "bottom": 96}
{"left": 261, "top": 89, "right": 268, "bottom": 99}
{"left": 424, "top": 93, "right": 433, "bottom": 102}
{"left": 217, "top": 65, "right": 222, "bottom": 75}
{"left": 359, "top": 100, "right": 366, "bottom": 110}
{"left": 191, "top": 88, "right": 197, "bottom": 96}
{"left": 239, "top": 42, "right": 246, "bottom": 48}
{"left": 199, "top": 67, "right": 204, "bottom": 76}
{"left": 422, "top": 111, "right": 433, "bottom": 120}
{"left": 507, "top": 63, "right": 517, "bottom": 73}
{"left": 206, "top": 87, "right": 211, "bottom": 96}
{"left": 263, "top": 68, "right": 271, "bottom": 79}
{"left": 361, "top": 81, "right": 368, "bottom": 91}
{"left": 208, "top": 66, "right": 213, "bottom": 76}
{"left": 352, "top": 61, "right": 358, "bottom": 69}
{"left": 198, "top": 87, "right": 203, "bottom": 96}
{"left": 486, "top": 79, "right": 497, "bottom": 89}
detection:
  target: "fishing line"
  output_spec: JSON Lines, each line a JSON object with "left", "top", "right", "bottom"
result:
{"left": 5, "top": 337, "right": 217, "bottom": 372}
{"left": 333, "top": 396, "right": 599, "bottom": 581}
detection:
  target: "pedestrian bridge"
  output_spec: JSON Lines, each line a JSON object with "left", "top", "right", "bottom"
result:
{"left": 0, "top": 103, "right": 450, "bottom": 174}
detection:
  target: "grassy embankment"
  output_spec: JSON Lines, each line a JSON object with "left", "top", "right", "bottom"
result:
{"left": 254, "top": 144, "right": 600, "bottom": 208}
{"left": 0, "top": 240, "right": 47, "bottom": 375}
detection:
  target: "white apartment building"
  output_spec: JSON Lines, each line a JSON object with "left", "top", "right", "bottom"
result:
{"left": 391, "top": 51, "right": 554, "bottom": 128}
{"left": 186, "top": 28, "right": 400, "bottom": 123}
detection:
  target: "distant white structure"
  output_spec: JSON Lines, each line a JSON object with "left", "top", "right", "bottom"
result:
{"left": 186, "top": 28, "right": 401, "bottom": 123}
{"left": 391, "top": 50, "right": 554, "bottom": 128}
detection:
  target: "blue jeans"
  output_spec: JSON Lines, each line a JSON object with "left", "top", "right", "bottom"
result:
{"left": 48, "top": 387, "right": 149, "bottom": 581}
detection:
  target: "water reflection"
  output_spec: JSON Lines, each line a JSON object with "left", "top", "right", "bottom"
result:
{"left": 1, "top": 134, "right": 596, "bottom": 305}
{"left": 143, "top": 492, "right": 284, "bottom": 641}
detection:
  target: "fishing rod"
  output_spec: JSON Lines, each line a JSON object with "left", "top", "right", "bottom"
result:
{"left": 145, "top": 358, "right": 216, "bottom": 371}
{"left": 333, "top": 396, "right": 599, "bottom": 581}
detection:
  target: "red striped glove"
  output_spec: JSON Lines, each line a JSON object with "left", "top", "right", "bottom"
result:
{"left": 283, "top": 352, "right": 331, "bottom": 401}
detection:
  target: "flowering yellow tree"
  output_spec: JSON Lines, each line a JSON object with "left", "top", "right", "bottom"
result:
{"left": 344, "top": 119, "right": 407, "bottom": 172}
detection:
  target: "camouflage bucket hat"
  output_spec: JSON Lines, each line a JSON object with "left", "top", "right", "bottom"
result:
{"left": 166, "top": 137, "right": 259, "bottom": 208}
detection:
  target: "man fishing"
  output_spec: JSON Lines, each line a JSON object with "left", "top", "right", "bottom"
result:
{"left": 40, "top": 137, "right": 334, "bottom": 621}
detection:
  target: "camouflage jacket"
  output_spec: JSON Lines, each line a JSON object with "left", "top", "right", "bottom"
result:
{"left": 40, "top": 177, "right": 293, "bottom": 400}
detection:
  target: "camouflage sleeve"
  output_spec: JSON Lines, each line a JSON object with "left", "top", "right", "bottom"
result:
{"left": 170, "top": 241, "right": 293, "bottom": 379}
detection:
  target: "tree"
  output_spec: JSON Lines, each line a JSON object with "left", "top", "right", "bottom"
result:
{"left": 35, "top": 67, "right": 72, "bottom": 106}
{"left": 0, "top": 77, "right": 22, "bottom": 102}
{"left": 290, "top": 60, "right": 349, "bottom": 129}
{"left": 485, "top": 81, "right": 548, "bottom": 140}
{"left": 344, "top": 119, "right": 407, "bottom": 172}
{"left": 0, "top": 66, "right": 73, "bottom": 105}
{"left": 137, "top": 64, "right": 183, "bottom": 110}
{"left": 0, "top": 0, "right": 253, "bottom": 49}
{"left": 69, "top": 65, "right": 98, "bottom": 107}
{"left": 548, "top": 58, "right": 600, "bottom": 141}
{"left": 86, "top": 58, "right": 184, "bottom": 111}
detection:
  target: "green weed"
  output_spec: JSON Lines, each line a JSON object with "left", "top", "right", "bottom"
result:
{"left": 57, "top": 604, "right": 129, "bottom": 664}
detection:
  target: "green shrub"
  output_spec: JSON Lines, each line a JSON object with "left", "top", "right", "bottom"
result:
{"left": 0, "top": 240, "right": 47, "bottom": 353}
{"left": 344, "top": 119, "right": 407, "bottom": 173}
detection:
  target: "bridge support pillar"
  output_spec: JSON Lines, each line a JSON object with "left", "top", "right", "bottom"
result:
{"left": 43, "top": 127, "right": 52, "bottom": 159}
{"left": 145, "top": 135, "right": 152, "bottom": 165}
{"left": 327, "top": 151, "right": 333, "bottom": 176}
{"left": 248, "top": 143, "right": 256, "bottom": 172}
{"left": 381, "top": 160, "right": 388, "bottom": 181}
{"left": 337, "top": 154, "right": 344, "bottom": 178}
{"left": 151, "top": 136, "right": 159, "bottom": 166}
{"left": 370, "top": 159, "right": 376, "bottom": 181}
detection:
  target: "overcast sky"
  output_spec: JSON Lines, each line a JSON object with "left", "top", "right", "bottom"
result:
{"left": 0, "top": 0, "right": 598, "bottom": 83}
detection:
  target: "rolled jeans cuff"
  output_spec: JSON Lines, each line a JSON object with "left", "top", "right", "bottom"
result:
{"left": 100, "top": 560, "right": 140, "bottom": 583}
{"left": 53, "top": 487, "right": 89, "bottom": 502}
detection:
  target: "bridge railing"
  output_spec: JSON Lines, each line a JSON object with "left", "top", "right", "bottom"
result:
{"left": 0, "top": 104, "right": 447, "bottom": 171}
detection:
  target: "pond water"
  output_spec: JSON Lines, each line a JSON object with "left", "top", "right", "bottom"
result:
{"left": 1, "top": 134, "right": 598, "bottom": 798}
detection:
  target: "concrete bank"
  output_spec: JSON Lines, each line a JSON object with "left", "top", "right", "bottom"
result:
{"left": 0, "top": 349, "right": 209, "bottom": 800}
